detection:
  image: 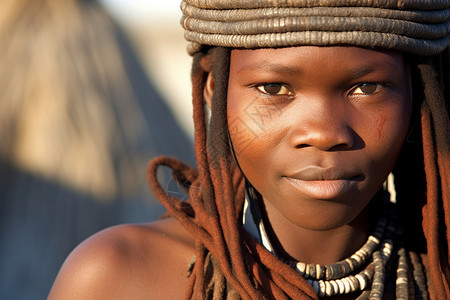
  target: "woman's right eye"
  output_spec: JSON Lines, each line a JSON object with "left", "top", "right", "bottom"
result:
{"left": 256, "top": 83, "right": 293, "bottom": 96}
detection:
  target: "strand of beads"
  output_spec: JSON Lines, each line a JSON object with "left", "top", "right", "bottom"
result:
{"left": 395, "top": 248, "right": 409, "bottom": 299}
{"left": 309, "top": 237, "right": 395, "bottom": 298}
{"left": 294, "top": 235, "right": 382, "bottom": 282}
{"left": 369, "top": 251, "right": 385, "bottom": 299}
{"left": 296, "top": 198, "right": 398, "bottom": 298}
{"left": 367, "top": 202, "right": 397, "bottom": 300}
{"left": 293, "top": 211, "right": 389, "bottom": 282}
{"left": 409, "top": 251, "right": 429, "bottom": 299}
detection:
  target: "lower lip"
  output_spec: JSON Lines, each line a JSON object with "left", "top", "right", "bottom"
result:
{"left": 283, "top": 177, "right": 356, "bottom": 200}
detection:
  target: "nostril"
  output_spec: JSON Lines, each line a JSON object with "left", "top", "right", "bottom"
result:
{"left": 289, "top": 124, "right": 356, "bottom": 151}
{"left": 294, "top": 143, "right": 309, "bottom": 149}
{"left": 328, "top": 143, "right": 353, "bottom": 152}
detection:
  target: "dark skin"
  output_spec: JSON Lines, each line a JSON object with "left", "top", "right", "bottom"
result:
{"left": 48, "top": 46, "right": 412, "bottom": 299}
{"left": 48, "top": 218, "right": 195, "bottom": 299}
{"left": 227, "top": 46, "right": 412, "bottom": 266}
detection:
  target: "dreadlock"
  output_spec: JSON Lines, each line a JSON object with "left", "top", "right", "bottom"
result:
{"left": 417, "top": 51, "right": 450, "bottom": 298}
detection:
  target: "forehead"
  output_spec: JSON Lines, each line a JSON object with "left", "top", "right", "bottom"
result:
{"left": 229, "top": 46, "right": 405, "bottom": 74}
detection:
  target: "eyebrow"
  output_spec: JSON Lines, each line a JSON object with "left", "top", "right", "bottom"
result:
{"left": 236, "top": 62, "right": 304, "bottom": 75}
{"left": 350, "top": 59, "right": 401, "bottom": 79}
{"left": 350, "top": 67, "right": 374, "bottom": 79}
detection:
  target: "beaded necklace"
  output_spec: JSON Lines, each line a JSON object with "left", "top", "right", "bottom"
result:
{"left": 242, "top": 182, "right": 420, "bottom": 299}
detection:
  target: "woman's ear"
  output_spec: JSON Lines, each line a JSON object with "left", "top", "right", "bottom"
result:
{"left": 204, "top": 72, "right": 214, "bottom": 109}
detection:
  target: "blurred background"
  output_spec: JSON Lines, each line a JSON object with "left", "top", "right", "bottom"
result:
{"left": 0, "top": 0, "right": 195, "bottom": 298}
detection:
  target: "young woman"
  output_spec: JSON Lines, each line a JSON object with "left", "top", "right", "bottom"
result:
{"left": 49, "top": 0, "right": 449, "bottom": 299}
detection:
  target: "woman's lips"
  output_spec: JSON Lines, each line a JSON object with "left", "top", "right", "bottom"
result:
{"left": 283, "top": 167, "right": 363, "bottom": 200}
{"left": 283, "top": 177, "right": 356, "bottom": 200}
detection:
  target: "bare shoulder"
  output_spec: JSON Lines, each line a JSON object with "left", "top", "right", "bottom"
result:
{"left": 48, "top": 217, "right": 195, "bottom": 300}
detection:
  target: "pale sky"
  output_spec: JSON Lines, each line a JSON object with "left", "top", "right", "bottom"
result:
{"left": 100, "top": 0, "right": 181, "bottom": 25}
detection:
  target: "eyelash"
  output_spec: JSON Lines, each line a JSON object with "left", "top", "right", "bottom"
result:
{"left": 350, "top": 83, "right": 387, "bottom": 96}
{"left": 255, "top": 83, "right": 293, "bottom": 96}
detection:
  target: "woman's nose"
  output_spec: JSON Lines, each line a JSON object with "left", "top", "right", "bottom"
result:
{"left": 287, "top": 98, "right": 355, "bottom": 151}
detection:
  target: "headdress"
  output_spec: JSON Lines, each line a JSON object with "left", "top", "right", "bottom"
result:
{"left": 181, "top": 0, "right": 450, "bottom": 55}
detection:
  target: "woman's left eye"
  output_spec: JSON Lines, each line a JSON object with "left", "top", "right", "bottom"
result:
{"left": 256, "top": 83, "right": 293, "bottom": 96}
{"left": 351, "top": 83, "right": 385, "bottom": 95}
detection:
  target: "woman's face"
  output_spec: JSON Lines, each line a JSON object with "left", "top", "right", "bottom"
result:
{"left": 227, "top": 46, "right": 412, "bottom": 230}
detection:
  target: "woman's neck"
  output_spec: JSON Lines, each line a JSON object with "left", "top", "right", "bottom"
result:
{"left": 261, "top": 198, "right": 371, "bottom": 266}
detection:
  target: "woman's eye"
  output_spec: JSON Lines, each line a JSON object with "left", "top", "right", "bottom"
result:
{"left": 256, "top": 83, "right": 292, "bottom": 96}
{"left": 352, "top": 83, "right": 384, "bottom": 95}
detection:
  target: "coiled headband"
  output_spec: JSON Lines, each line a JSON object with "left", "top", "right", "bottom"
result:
{"left": 181, "top": 0, "right": 450, "bottom": 55}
